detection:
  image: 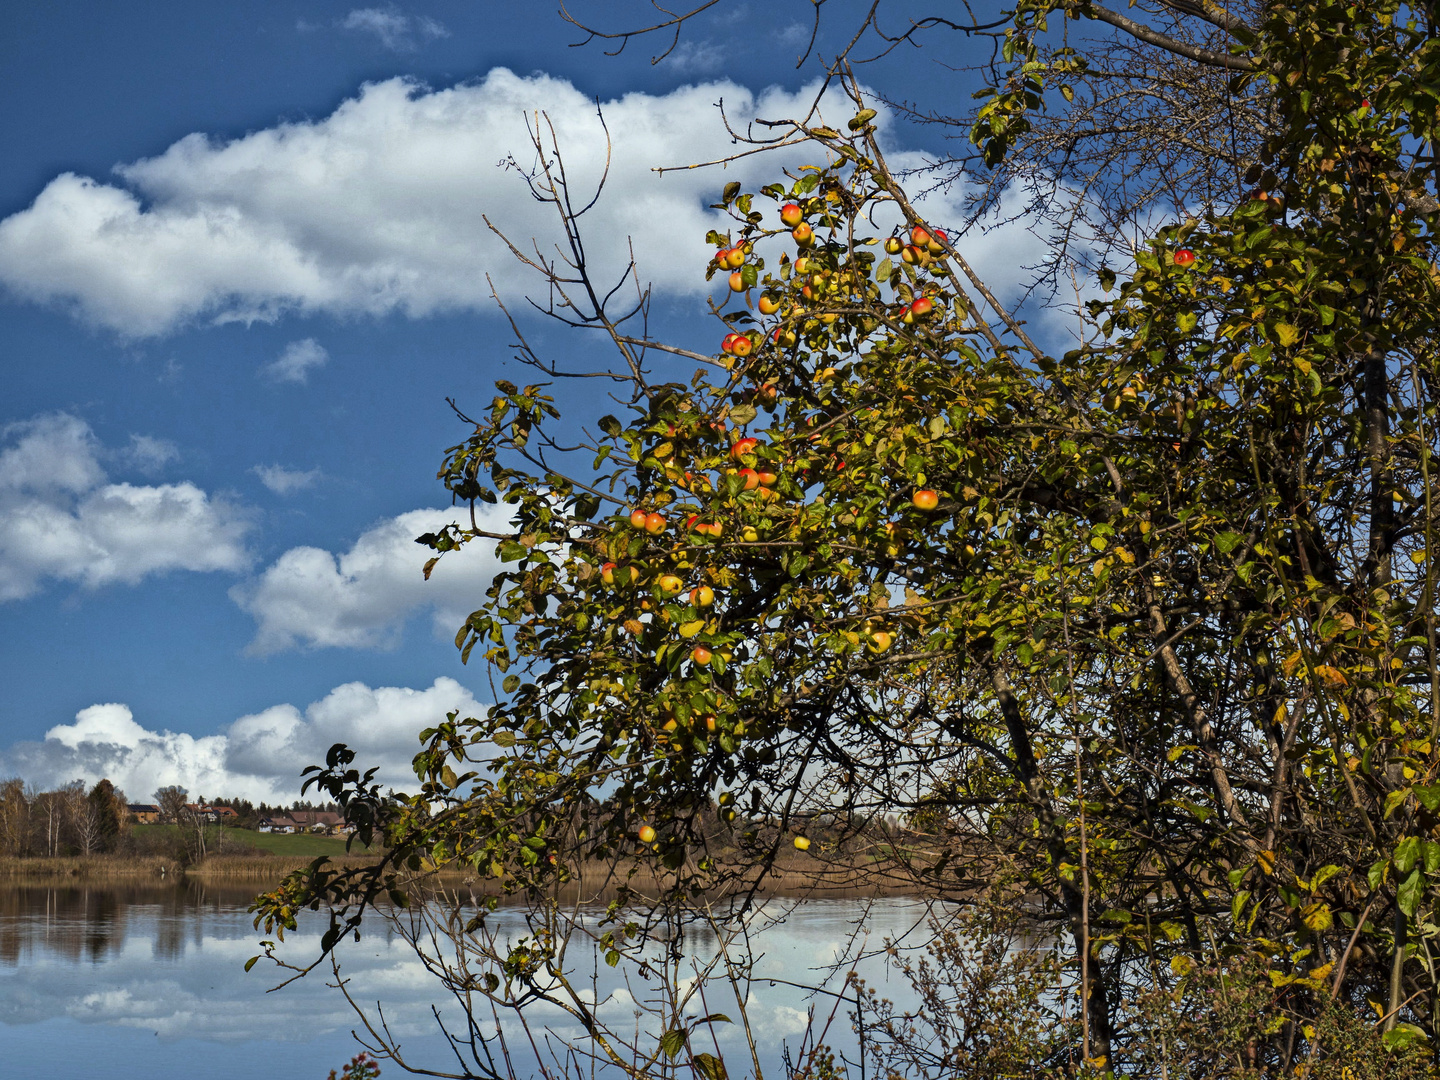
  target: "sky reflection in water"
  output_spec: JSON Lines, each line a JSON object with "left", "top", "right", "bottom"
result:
{"left": 0, "top": 882, "right": 934, "bottom": 1079}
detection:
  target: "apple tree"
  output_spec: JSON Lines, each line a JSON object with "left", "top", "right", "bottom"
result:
{"left": 255, "top": 0, "right": 1440, "bottom": 1074}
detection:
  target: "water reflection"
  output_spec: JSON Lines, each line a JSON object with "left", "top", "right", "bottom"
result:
{"left": 0, "top": 880, "right": 270, "bottom": 966}
{"left": 0, "top": 881, "right": 934, "bottom": 1080}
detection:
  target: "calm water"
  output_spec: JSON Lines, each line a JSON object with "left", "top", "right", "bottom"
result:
{"left": 0, "top": 881, "right": 935, "bottom": 1080}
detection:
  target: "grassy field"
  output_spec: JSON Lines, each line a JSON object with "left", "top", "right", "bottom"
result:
{"left": 130, "top": 823, "right": 377, "bottom": 858}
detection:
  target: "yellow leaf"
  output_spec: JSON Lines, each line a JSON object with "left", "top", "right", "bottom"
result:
{"left": 1313, "top": 664, "right": 1348, "bottom": 689}
{"left": 1257, "top": 850, "right": 1276, "bottom": 875}
{"left": 1301, "top": 901, "right": 1332, "bottom": 931}
{"left": 1274, "top": 322, "right": 1301, "bottom": 346}
{"left": 677, "top": 621, "right": 705, "bottom": 638}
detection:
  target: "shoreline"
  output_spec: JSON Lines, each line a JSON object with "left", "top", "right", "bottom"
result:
{"left": 0, "top": 852, "right": 931, "bottom": 901}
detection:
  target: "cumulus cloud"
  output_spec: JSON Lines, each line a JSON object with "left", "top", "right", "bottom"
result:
{"left": 230, "top": 504, "right": 512, "bottom": 654}
{"left": 0, "top": 414, "right": 252, "bottom": 602}
{"left": 0, "top": 677, "right": 484, "bottom": 802}
{"left": 251, "top": 463, "right": 321, "bottom": 494}
{"left": 342, "top": 6, "right": 449, "bottom": 50}
{"left": 260, "top": 337, "right": 328, "bottom": 383}
{"left": 0, "top": 70, "right": 1043, "bottom": 338}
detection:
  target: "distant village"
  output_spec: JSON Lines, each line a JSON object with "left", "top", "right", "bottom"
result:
{"left": 0, "top": 777, "right": 354, "bottom": 858}
{"left": 125, "top": 802, "right": 351, "bottom": 835}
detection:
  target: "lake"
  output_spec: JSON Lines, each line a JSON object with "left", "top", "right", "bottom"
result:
{"left": 0, "top": 880, "right": 938, "bottom": 1079}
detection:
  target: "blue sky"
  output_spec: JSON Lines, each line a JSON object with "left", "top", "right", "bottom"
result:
{"left": 0, "top": 0, "right": 1046, "bottom": 803}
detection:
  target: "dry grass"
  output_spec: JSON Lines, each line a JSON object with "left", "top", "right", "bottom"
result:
{"left": 0, "top": 848, "right": 933, "bottom": 904}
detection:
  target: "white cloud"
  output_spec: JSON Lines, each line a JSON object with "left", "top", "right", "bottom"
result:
{"left": 260, "top": 337, "right": 328, "bottom": 383}
{"left": 0, "top": 414, "right": 252, "bottom": 602}
{"left": 251, "top": 463, "right": 321, "bottom": 494}
{"left": 230, "top": 504, "right": 512, "bottom": 654}
{"left": 342, "top": 6, "right": 449, "bottom": 51}
{"left": 119, "top": 433, "right": 179, "bottom": 474}
{"left": 0, "top": 67, "right": 1065, "bottom": 343}
{"left": 0, "top": 677, "right": 484, "bottom": 803}
{"left": 0, "top": 72, "right": 896, "bottom": 337}
{"left": 658, "top": 40, "right": 725, "bottom": 75}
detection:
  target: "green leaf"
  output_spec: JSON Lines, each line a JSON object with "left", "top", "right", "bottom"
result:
{"left": 1232, "top": 890, "right": 1251, "bottom": 923}
{"left": 499, "top": 540, "right": 529, "bottom": 562}
{"left": 1395, "top": 836, "right": 1422, "bottom": 874}
{"left": 694, "top": 1053, "right": 730, "bottom": 1080}
{"left": 1382, "top": 1023, "right": 1429, "bottom": 1051}
{"left": 1414, "top": 784, "right": 1440, "bottom": 811}
{"left": 1214, "top": 531, "right": 1244, "bottom": 554}
{"left": 1397, "top": 867, "right": 1423, "bottom": 918}
{"left": 244, "top": 955, "right": 260, "bottom": 973}
{"left": 492, "top": 730, "right": 517, "bottom": 748}
{"left": 1384, "top": 788, "right": 1411, "bottom": 819}
{"left": 659, "top": 1029, "right": 687, "bottom": 1060}
{"left": 598, "top": 415, "right": 623, "bottom": 437}
{"left": 502, "top": 674, "right": 521, "bottom": 694}
{"left": 1369, "top": 859, "right": 1388, "bottom": 890}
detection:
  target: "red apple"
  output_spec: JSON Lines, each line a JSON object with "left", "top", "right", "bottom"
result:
{"left": 912, "top": 489, "right": 939, "bottom": 510}
{"left": 703, "top": 714, "right": 717, "bottom": 732}
{"left": 780, "top": 203, "right": 804, "bottom": 228}
{"left": 600, "top": 562, "right": 617, "bottom": 585}
{"left": 725, "top": 246, "right": 746, "bottom": 269}
{"left": 738, "top": 468, "right": 760, "bottom": 490}
{"left": 901, "top": 244, "right": 923, "bottom": 265}
{"left": 731, "top": 437, "right": 759, "bottom": 459}
{"left": 757, "top": 469, "right": 779, "bottom": 486}
{"left": 721, "top": 333, "right": 741, "bottom": 354}
{"left": 909, "top": 296, "right": 934, "bottom": 318}
{"left": 792, "top": 223, "right": 814, "bottom": 246}
{"left": 732, "top": 335, "right": 753, "bottom": 358}
{"left": 910, "top": 226, "right": 932, "bottom": 248}
{"left": 1174, "top": 248, "right": 1196, "bottom": 267}
{"left": 644, "top": 512, "right": 666, "bottom": 534}
{"left": 630, "top": 509, "right": 648, "bottom": 528}
{"left": 926, "top": 229, "right": 947, "bottom": 254}
{"left": 685, "top": 514, "right": 701, "bottom": 531}
{"left": 772, "top": 327, "right": 798, "bottom": 348}
{"left": 691, "top": 645, "right": 713, "bottom": 666}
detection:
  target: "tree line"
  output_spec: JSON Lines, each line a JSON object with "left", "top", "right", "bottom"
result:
{"left": 0, "top": 777, "right": 342, "bottom": 857}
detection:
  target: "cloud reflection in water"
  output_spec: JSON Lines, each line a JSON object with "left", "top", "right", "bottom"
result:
{"left": 0, "top": 882, "right": 932, "bottom": 1079}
